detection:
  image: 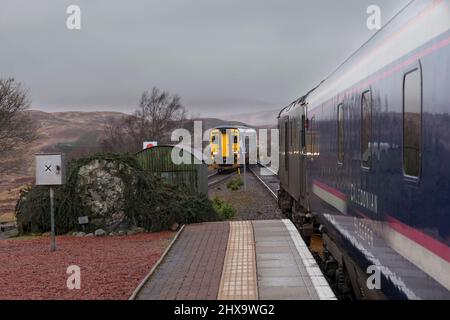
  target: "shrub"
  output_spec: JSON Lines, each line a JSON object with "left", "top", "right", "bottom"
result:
{"left": 227, "top": 178, "right": 244, "bottom": 191}
{"left": 126, "top": 170, "right": 218, "bottom": 232}
{"left": 15, "top": 153, "right": 219, "bottom": 234}
{"left": 212, "top": 196, "right": 236, "bottom": 220}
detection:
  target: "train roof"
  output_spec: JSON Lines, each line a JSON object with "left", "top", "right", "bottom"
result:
{"left": 280, "top": 0, "right": 450, "bottom": 115}
{"left": 212, "top": 125, "right": 256, "bottom": 132}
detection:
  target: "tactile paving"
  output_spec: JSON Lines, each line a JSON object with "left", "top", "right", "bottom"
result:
{"left": 218, "top": 221, "right": 258, "bottom": 300}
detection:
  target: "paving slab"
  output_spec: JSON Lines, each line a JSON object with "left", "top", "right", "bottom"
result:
{"left": 135, "top": 219, "right": 335, "bottom": 301}
{"left": 218, "top": 221, "right": 258, "bottom": 300}
{"left": 253, "top": 220, "right": 336, "bottom": 300}
{"left": 136, "top": 222, "right": 229, "bottom": 300}
{"left": 253, "top": 220, "right": 312, "bottom": 300}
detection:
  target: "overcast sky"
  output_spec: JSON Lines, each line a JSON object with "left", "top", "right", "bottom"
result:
{"left": 0, "top": 0, "right": 411, "bottom": 117}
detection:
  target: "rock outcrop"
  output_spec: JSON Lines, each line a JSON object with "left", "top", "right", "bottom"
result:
{"left": 75, "top": 159, "right": 135, "bottom": 231}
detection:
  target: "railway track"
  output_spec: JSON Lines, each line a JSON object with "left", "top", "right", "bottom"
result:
{"left": 248, "top": 164, "right": 279, "bottom": 200}
{"left": 207, "top": 170, "right": 236, "bottom": 187}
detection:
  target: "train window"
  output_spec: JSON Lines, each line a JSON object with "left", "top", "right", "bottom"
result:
{"left": 361, "top": 90, "right": 372, "bottom": 169}
{"left": 212, "top": 135, "right": 216, "bottom": 143}
{"left": 301, "top": 115, "right": 306, "bottom": 148}
{"left": 403, "top": 68, "right": 422, "bottom": 178}
{"left": 337, "top": 104, "right": 344, "bottom": 164}
{"left": 233, "top": 135, "right": 238, "bottom": 144}
{"left": 306, "top": 116, "right": 316, "bottom": 156}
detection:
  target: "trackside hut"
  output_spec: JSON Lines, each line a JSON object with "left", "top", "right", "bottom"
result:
{"left": 135, "top": 145, "right": 208, "bottom": 195}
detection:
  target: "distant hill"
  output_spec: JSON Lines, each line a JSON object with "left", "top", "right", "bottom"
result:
{"left": 219, "top": 109, "right": 280, "bottom": 127}
{"left": 28, "top": 110, "right": 126, "bottom": 154}
{"left": 0, "top": 110, "right": 258, "bottom": 223}
{"left": 0, "top": 110, "right": 126, "bottom": 223}
{"left": 191, "top": 118, "right": 253, "bottom": 130}
{"left": 3, "top": 110, "right": 267, "bottom": 181}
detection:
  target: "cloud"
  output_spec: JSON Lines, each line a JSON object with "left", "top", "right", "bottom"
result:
{"left": 0, "top": 0, "right": 411, "bottom": 116}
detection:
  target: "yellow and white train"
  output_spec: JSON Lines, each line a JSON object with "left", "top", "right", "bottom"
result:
{"left": 210, "top": 125, "right": 257, "bottom": 172}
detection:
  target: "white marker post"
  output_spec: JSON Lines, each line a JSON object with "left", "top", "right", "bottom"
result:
{"left": 35, "top": 154, "right": 65, "bottom": 252}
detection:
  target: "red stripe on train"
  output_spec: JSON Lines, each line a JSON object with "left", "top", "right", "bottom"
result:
{"left": 387, "top": 215, "right": 450, "bottom": 264}
{"left": 313, "top": 180, "right": 450, "bottom": 263}
{"left": 313, "top": 180, "right": 347, "bottom": 201}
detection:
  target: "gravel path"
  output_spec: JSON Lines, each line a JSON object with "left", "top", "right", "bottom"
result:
{"left": 209, "top": 171, "right": 282, "bottom": 221}
{"left": 0, "top": 232, "right": 174, "bottom": 300}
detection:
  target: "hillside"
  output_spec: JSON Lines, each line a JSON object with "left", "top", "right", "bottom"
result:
{"left": 219, "top": 108, "right": 280, "bottom": 127}
{"left": 0, "top": 110, "right": 259, "bottom": 224}
{"left": 0, "top": 110, "right": 126, "bottom": 224}
{"left": 192, "top": 118, "right": 253, "bottom": 130}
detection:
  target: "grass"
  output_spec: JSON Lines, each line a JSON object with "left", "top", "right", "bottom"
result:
{"left": 212, "top": 196, "right": 236, "bottom": 220}
{"left": 226, "top": 178, "right": 244, "bottom": 191}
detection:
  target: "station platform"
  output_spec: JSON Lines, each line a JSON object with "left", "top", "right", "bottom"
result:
{"left": 134, "top": 220, "right": 336, "bottom": 300}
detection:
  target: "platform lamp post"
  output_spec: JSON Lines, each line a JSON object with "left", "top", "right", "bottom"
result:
{"left": 35, "top": 154, "right": 66, "bottom": 252}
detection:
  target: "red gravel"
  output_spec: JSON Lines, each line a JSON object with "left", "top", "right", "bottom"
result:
{"left": 0, "top": 232, "right": 175, "bottom": 300}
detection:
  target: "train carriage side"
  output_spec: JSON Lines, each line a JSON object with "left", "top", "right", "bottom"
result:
{"left": 280, "top": 0, "right": 450, "bottom": 299}
{"left": 278, "top": 103, "right": 308, "bottom": 214}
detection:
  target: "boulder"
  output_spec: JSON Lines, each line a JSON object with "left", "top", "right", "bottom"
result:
{"left": 75, "top": 159, "right": 135, "bottom": 231}
{"left": 75, "top": 232, "right": 86, "bottom": 237}
{"left": 134, "top": 227, "right": 145, "bottom": 234}
{"left": 85, "top": 233, "right": 94, "bottom": 237}
{"left": 170, "top": 222, "right": 180, "bottom": 231}
{"left": 95, "top": 229, "right": 106, "bottom": 237}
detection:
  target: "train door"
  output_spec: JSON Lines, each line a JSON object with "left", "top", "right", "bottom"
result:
{"left": 290, "top": 112, "right": 300, "bottom": 201}
{"left": 298, "top": 106, "right": 307, "bottom": 207}
{"left": 285, "top": 117, "right": 290, "bottom": 187}
{"left": 221, "top": 130, "right": 228, "bottom": 164}
{"left": 279, "top": 116, "right": 289, "bottom": 189}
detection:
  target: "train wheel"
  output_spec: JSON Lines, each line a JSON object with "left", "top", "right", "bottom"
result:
{"left": 277, "top": 189, "right": 292, "bottom": 217}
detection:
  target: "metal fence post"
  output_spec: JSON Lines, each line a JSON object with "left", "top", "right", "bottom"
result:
{"left": 49, "top": 186, "right": 56, "bottom": 252}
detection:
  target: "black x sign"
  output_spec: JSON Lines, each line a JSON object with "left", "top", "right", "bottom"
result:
{"left": 45, "top": 164, "right": 52, "bottom": 173}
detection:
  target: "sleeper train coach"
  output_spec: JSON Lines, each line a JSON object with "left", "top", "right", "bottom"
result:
{"left": 278, "top": 0, "right": 450, "bottom": 299}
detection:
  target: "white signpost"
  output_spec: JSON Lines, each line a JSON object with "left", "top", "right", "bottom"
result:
{"left": 35, "top": 154, "right": 65, "bottom": 252}
{"left": 78, "top": 216, "right": 89, "bottom": 232}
